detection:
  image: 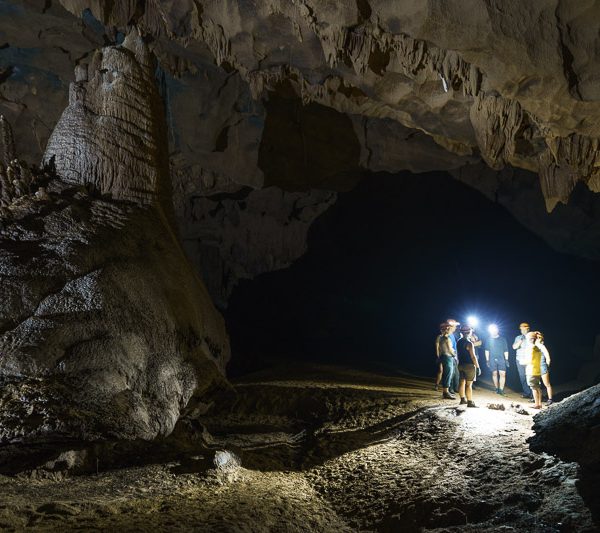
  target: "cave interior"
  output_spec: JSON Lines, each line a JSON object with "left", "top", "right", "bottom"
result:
{"left": 1, "top": 1, "right": 600, "bottom": 531}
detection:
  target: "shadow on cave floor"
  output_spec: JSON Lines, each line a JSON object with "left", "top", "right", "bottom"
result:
{"left": 0, "top": 364, "right": 596, "bottom": 532}
{"left": 195, "top": 364, "right": 595, "bottom": 531}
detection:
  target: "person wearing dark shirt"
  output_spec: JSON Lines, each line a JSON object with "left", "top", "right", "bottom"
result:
{"left": 470, "top": 330, "right": 483, "bottom": 390}
{"left": 457, "top": 325, "right": 481, "bottom": 407}
{"left": 484, "top": 324, "right": 509, "bottom": 395}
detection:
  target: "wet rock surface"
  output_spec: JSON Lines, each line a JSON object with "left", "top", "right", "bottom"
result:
{"left": 0, "top": 366, "right": 594, "bottom": 531}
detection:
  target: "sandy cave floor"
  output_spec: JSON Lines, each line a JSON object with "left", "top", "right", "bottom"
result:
{"left": 0, "top": 365, "right": 596, "bottom": 532}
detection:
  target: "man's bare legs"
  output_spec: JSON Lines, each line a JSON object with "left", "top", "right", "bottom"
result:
{"left": 465, "top": 380, "right": 473, "bottom": 401}
{"left": 459, "top": 378, "right": 475, "bottom": 405}
{"left": 492, "top": 370, "right": 499, "bottom": 390}
{"left": 498, "top": 370, "right": 506, "bottom": 392}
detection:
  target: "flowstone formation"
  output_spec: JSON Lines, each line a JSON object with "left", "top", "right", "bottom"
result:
{"left": 0, "top": 34, "right": 229, "bottom": 471}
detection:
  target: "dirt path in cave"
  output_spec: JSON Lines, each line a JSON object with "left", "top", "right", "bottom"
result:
{"left": 0, "top": 365, "right": 596, "bottom": 532}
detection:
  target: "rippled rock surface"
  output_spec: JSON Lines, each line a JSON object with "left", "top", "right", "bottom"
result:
{"left": 0, "top": 33, "right": 229, "bottom": 467}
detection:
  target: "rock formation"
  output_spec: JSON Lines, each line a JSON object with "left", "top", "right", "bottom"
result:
{"left": 0, "top": 115, "right": 16, "bottom": 168}
{"left": 43, "top": 30, "right": 172, "bottom": 207}
{"left": 0, "top": 33, "right": 229, "bottom": 466}
{"left": 182, "top": 186, "right": 336, "bottom": 308}
{"left": 5, "top": 1, "right": 600, "bottom": 306}
{"left": 1, "top": 1, "right": 600, "bottom": 485}
{"left": 529, "top": 384, "right": 600, "bottom": 521}
{"left": 51, "top": 0, "right": 600, "bottom": 208}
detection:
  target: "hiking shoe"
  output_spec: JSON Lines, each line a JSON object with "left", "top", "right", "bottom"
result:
{"left": 498, "top": 389, "right": 506, "bottom": 396}
{"left": 443, "top": 392, "right": 456, "bottom": 400}
{"left": 546, "top": 399, "right": 554, "bottom": 406}
{"left": 495, "top": 388, "right": 500, "bottom": 394}
{"left": 467, "top": 401, "right": 477, "bottom": 408}
{"left": 435, "top": 384, "right": 439, "bottom": 391}
{"left": 459, "top": 397, "right": 467, "bottom": 405}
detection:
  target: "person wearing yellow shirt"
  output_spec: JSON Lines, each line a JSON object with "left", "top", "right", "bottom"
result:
{"left": 525, "top": 331, "right": 550, "bottom": 409}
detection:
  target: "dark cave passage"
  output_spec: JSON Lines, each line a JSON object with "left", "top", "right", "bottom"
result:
{"left": 227, "top": 171, "right": 600, "bottom": 387}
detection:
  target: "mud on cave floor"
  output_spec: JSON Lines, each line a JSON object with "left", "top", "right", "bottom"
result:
{"left": 0, "top": 364, "right": 595, "bottom": 532}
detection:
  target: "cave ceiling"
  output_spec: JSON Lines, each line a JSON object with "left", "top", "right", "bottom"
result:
{"left": 2, "top": 0, "right": 600, "bottom": 302}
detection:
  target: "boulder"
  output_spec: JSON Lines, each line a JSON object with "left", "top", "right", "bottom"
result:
{"left": 529, "top": 384, "right": 600, "bottom": 521}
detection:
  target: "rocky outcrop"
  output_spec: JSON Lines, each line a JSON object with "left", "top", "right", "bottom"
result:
{"left": 51, "top": 0, "right": 600, "bottom": 206}
{"left": 3, "top": 1, "right": 600, "bottom": 302}
{"left": 182, "top": 186, "right": 336, "bottom": 308}
{"left": 529, "top": 385, "right": 600, "bottom": 521}
{"left": 0, "top": 34, "right": 229, "bottom": 463}
{"left": 530, "top": 384, "right": 600, "bottom": 468}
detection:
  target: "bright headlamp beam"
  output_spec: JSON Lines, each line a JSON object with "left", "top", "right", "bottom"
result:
{"left": 467, "top": 315, "right": 479, "bottom": 327}
{"left": 488, "top": 323, "right": 499, "bottom": 335}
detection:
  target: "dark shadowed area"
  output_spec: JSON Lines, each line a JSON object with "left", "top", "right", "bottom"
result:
{"left": 227, "top": 171, "right": 600, "bottom": 385}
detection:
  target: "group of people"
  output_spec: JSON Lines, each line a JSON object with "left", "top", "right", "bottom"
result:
{"left": 435, "top": 319, "right": 553, "bottom": 409}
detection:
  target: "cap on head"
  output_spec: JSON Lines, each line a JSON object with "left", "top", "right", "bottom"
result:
{"left": 439, "top": 322, "right": 450, "bottom": 331}
{"left": 460, "top": 325, "right": 472, "bottom": 334}
{"left": 446, "top": 318, "right": 460, "bottom": 327}
{"left": 520, "top": 322, "right": 530, "bottom": 329}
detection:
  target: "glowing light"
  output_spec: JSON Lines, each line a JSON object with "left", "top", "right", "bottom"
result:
{"left": 467, "top": 316, "right": 479, "bottom": 328}
{"left": 461, "top": 407, "right": 510, "bottom": 435}
{"left": 488, "top": 323, "right": 499, "bottom": 336}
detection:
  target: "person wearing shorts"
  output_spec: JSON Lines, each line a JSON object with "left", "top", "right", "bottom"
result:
{"left": 538, "top": 333, "right": 554, "bottom": 406}
{"left": 470, "top": 330, "right": 483, "bottom": 390}
{"left": 456, "top": 325, "right": 481, "bottom": 407}
{"left": 525, "top": 331, "right": 545, "bottom": 409}
{"left": 484, "top": 325, "right": 509, "bottom": 395}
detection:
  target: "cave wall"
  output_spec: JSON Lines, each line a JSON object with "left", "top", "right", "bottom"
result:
{"left": 3, "top": 0, "right": 600, "bottom": 303}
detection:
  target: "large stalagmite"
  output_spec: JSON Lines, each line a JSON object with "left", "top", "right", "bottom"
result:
{"left": 0, "top": 33, "right": 229, "bottom": 466}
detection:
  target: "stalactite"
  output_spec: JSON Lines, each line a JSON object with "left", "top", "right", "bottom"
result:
{"left": 0, "top": 115, "right": 16, "bottom": 169}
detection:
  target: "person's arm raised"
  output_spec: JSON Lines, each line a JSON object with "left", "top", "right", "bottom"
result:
{"left": 512, "top": 335, "right": 522, "bottom": 350}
